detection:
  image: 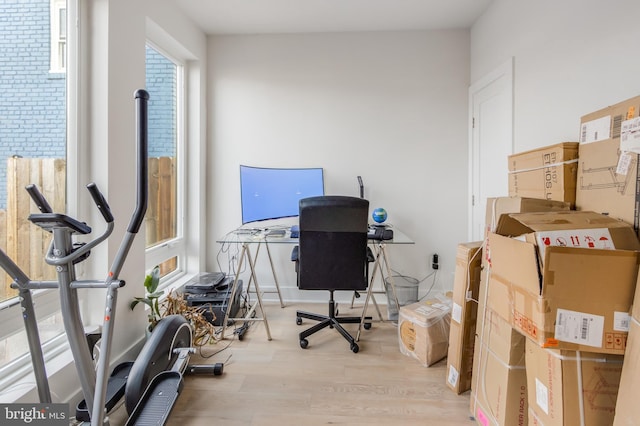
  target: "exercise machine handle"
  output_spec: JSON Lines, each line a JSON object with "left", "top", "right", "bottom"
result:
{"left": 127, "top": 89, "right": 149, "bottom": 234}
{"left": 86, "top": 182, "right": 114, "bottom": 223}
{"left": 25, "top": 184, "right": 53, "bottom": 213}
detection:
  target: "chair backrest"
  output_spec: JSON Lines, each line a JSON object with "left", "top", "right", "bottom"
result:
{"left": 297, "top": 195, "right": 369, "bottom": 291}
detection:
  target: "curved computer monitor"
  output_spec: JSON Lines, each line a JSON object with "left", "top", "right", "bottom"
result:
{"left": 240, "top": 165, "right": 325, "bottom": 224}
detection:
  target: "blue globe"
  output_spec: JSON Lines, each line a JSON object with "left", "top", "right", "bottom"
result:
{"left": 372, "top": 208, "right": 388, "bottom": 224}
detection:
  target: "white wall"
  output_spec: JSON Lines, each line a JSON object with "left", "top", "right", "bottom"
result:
{"left": 471, "top": 0, "right": 640, "bottom": 153}
{"left": 207, "top": 30, "right": 470, "bottom": 300}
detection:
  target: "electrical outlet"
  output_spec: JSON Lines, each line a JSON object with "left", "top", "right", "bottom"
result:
{"left": 432, "top": 253, "right": 439, "bottom": 270}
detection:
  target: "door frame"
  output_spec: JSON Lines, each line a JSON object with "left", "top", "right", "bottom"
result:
{"left": 467, "top": 57, "right": 514, "bottom": 241}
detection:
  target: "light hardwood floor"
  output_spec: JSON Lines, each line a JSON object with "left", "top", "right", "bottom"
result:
{"left": 112, "top": 301, "right": 474, "bottom": 426}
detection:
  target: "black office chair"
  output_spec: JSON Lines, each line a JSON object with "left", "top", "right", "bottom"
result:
{"left": 291, "top": 195, "right": 372, "bottom": 353}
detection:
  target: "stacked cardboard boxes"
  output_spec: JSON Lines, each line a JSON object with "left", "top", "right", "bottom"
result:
{"left": 466, "top": 96, "right": 640, "bottom": 425}
{"left": 485, "top": 210, "right": 640, "bottom": 354}
{"left": 481, "top": 210, "right": 638, "bottom": 424}
{"left": 468, "top": 196, "right": 571, "bottom": 425}
{"left": 474, "top": 208, "right": 637, "bottom": 425}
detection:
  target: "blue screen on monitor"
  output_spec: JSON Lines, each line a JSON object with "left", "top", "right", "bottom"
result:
{"left": 240, "top": 165, "right": 325, "bottom": 224}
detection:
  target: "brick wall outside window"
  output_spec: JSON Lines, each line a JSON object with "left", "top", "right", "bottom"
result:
{"left": 0, "top": 0, "right": 175, "bottom": 209}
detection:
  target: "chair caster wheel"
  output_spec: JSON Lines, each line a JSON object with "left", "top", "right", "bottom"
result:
{"left": 364, "top": 322, "right": 372, "bottom": 330}
{"left": 296, "top": 317, "right": 302, "bottom": 325}
{"left": 300, "top": 339, "right": 309, "bottom": 349}
{"left": 350, "top": 343, "right": 359, "bottom": 353}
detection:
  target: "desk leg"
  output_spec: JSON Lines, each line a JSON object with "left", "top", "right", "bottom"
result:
{"left": 221, "top": 245, "right": 246, "bottom": 340}
{"left": 356, "top": 242, "right": 402, "bottom": 341}
{"left": 356, "top": 245, "right": 384, "bottom": 341}
{"left": 221, "top": 243, "right": 272, "bottom": 341}
{"left": 245, "top": 244, "right": 272, "bottom": 340}
{"left": 368, "top": 243, "right": 386, "bottom": 321}
{"left": 379, "top": 244, "right": 400, "bottom": 318}
{"left": 264, "top": 242, "right": 285, "bottom": 308}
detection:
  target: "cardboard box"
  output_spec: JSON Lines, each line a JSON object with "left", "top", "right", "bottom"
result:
{"left": 470, "top": 308, "right": 527, "bottom": 426}
{"left": 613, "top": 271, "right": 640, "bottom": 425}
{"left": 486, "top": 210, "right": 640, "bottom": 354}
{"left": 576, "top": 95, "right": 640, "bottom": 234}
{"left": 483, "top": 197, "right": 571, "bottom": 269}
{"left": 484, "top": 197, "right": 571, "bottom": 238}
{"left": 526, "top": 340, "right": 623, "bottom": 426}
{"left": 508, "top": 142, "right": 579, "bottom": 207}
{"left": 446, "top": 241, "right": 483, "bottom": 394}
{"left": 398, "top": 296, "right": 452, "bottom": 367}
{"left": 613, "top": 318, "right": 640, "bottom": 425}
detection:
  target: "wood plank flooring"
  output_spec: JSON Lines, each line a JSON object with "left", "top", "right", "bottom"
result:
{"left": 112, "top": 301, "right": 474, "bottom": 425}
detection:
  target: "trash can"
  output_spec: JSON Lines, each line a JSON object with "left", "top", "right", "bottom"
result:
{"left": 385, "top": 276, "right": 419, "bottom": 321}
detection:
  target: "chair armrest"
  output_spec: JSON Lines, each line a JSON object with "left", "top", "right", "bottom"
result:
{"left": 291, "top": 246, "right": 299, "bottom": 262}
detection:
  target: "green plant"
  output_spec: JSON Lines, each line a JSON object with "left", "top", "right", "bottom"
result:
{"left": 129, "top": 265, "right": 163, "bottom": 329}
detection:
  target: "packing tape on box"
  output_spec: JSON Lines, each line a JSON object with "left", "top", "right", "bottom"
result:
{"left": 465, "top": 244, "right": 484, "bottom": 305}
{"left": 507, "top": 158, "right": 578, "bottom": 174}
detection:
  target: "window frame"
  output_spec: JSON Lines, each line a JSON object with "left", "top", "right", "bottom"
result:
{"left": 49, "top": 0, "right": 67, "bottom": 73}
{"left": 0, "top": 0, "right": 77, "bottom": 386}
{"left": 144, "top": 40, "right": 187, "bottom": 285}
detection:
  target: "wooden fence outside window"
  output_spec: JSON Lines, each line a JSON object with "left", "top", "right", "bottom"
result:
{"left": 0, "top": 157, "right": 175, "bottom": 301}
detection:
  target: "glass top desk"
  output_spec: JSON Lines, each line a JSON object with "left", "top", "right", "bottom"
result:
{"left": 215, "top": 227, "right": 414, "bottom": 341}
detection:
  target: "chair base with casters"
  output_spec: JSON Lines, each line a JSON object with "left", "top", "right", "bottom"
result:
{"left": 296, "top": 290, "right": 372, "bottom": 353}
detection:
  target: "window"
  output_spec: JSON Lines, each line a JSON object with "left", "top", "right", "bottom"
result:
{"left": 50, "top": 0, "right": 66, "bottom": 73}
{"left": 145, "top": 44, "right": 185, "bottom": 280}
{"left": 0, "top": 0, "right": 70, "bottom": 374}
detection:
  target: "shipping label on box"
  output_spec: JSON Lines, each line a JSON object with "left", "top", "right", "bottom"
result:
{"left": 580, "top": 115, "right": 612, "bottom": 144}
{"left": 554, "top": 308, "right": 605, "bottom": 348}
{"left": 554, "top": 309, "right": 629, "bottom": 350}
{"left": 620, "top": 116, "right": 640, "bottom": 153}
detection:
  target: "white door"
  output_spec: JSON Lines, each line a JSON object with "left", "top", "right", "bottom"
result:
{"left": 468, "top": 59, "right": 514, "bottom": 241}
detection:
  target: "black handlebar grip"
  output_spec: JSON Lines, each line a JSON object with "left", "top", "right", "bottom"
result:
{"left": 25, "top": 184, "right": 53, "bottom": 213}
{"left": 87, "top": 182, "right": 114, "bottom": 223}
{"left": 127, "top": 89, "right": 149, "bottom": 234}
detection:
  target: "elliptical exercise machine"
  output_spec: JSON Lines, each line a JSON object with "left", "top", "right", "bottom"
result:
{"left": 0, "top": 90, "right": 220, "bottom": 425}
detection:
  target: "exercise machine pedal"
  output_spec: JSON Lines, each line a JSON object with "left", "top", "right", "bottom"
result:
{"left": 125, "top": 371, "right": 184, "bottom": 426}
{"left": 185, "top": 363, "right": 224, "bottom": 376}
{"left": 75, "top": 362, "right": 133, "bottom": 422}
